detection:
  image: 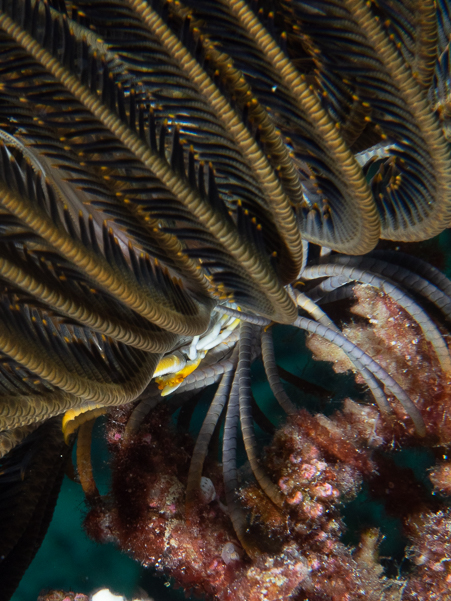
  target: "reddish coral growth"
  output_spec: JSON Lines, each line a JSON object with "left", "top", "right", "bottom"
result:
{"left": 429, "top": 462, "right": 451, "bottom": 497}
{"left": 85, "top": 406, "right": 258, "bottom": 600}
{"left": 84, "top": 400, "right": 411, "bottom": 601}
{"left": 83, "top": 284, "right": 451, "bottom": 601}
{"left": 403, "top": 509, "right": 451, "bottom": 600}
{"left": 307, "top": 285, "right": 451, "bottom": 442}
{"left": 240, "top": 407, "right": 404, "bottom": 601}
{"left": 259, "top": 408, "right": 370, "bottom": 530}
{"left": 37, "top": 592, "right": 88, "bottom": 601}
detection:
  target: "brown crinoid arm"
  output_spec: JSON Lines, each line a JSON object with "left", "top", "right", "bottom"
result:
{"left": 0, "top": 2, "right": 299, "bottom": 322}
{"left": 0, "top": 297, "right": 161, "bottom": 432}
{"left": 282, "top": 0, "right": 451, "bottom": 242}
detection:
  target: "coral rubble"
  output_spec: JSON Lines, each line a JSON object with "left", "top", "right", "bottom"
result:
{"left": 403, "top": 509, "right": 451, "bottom": 600}
{"left": 37, "top": 592, "right": 89, "bottom": 601}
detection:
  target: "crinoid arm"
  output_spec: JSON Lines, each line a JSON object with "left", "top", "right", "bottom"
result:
{"left": 2, "top": 0, "right": 451, "bottom": 599}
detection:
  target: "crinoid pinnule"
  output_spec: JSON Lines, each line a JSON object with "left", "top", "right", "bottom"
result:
{"left": 1, "top": 0, "right": 451, "bottom": 599}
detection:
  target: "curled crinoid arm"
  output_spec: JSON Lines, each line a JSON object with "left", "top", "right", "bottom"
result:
{"left": 0, "top": 302, "right": 160, "bottom": 408}
{"left": 222, "top": 370, "right": 250, "bottom": 553}
{"left": 284, "top": 0, "right": 451, "bottom": 242}
{"left": 181, "top": 0, "right": 381, "bottom": 255}
{"left": 325, "top": 253, "right": 451, "bottom": 320}
{"left": 293, "top": 315, "right": 426, "bottom": 436}
{"left": 0, "top": 144, "right": 212, "bottom": 338}
{"left": 261, "top": 328, "right": 298, "bottom": 416}
{"left": 73, "top": 0, "right": 304, "bottom": 284}
{"left": 0, "top": 300, "right": 161, "bottom": 434}
{"left": 185, "top": 347, "right": 238, "bottom": 522}
{"left": 375, "top": 0, "right": 438, "bottom": 90}
{"left": 238, "top": 321, "right": 285, "bottom": 508}
{"left": 0, "top": 234, "right": 180, "bottom": 353}
{"left": 294, "top": 289, "right": 393, "bottom": 419}
{"left": 0, "top": 4, "right": 298, "bottom": 323}
{"left": 302, "top": 263, "right": 451, "bottom": 373}
{"left": 0, "top": 113, "right": 211, "bottom": 299}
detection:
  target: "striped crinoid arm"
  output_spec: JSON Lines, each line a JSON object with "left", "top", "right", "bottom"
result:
{"left": 280, "top": 0, "right": 451, "bottom": 241}
{"left": 64, "top": 0, "right": 304, "bottom": 285}
{"left": 0, "top": 0, "right": 299, "bottom": 326}
{"left": 363, "top": 0, "right": 438, "bottom": 90}
{"left": 431, "top": 0, "right": 451, "bottom": 139}
{"left": 0, "top": 298, "right": 161, "bottom": 431}
{"left": 0, "top": 36, "right": 215, "bottom": 337}
{"left": 174, "top": 0, "right": 381, "bottom": 254}
{"left": 190, "top": 0, "right": 451, "bottom": 243}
